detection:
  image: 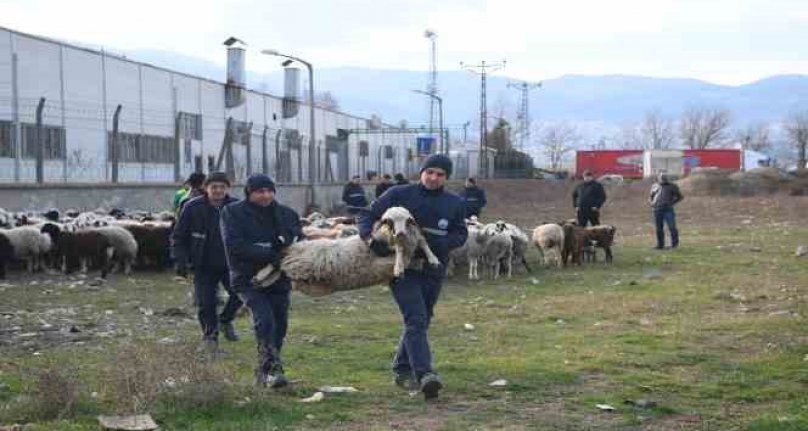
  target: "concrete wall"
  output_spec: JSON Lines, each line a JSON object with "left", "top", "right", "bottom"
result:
{"left": 0, "top": 182, "right": 375, "bottom": 216}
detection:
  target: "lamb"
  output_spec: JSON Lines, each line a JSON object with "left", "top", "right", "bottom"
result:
{"left": 488, "top": 220, "right": 531, "bottom": 274}
{"left": 449, "top": 223, "right": 488, "bottom": 280}
{"left": 532, "top": 224, "right": 565, "bottom": 268}
{"left": 253, "top": 206, "right": 440, "bottom": 296}
{"left": 561, "top": 223, "right": 588, "bottom": 266}
{"left": 42, "top": 223, "right": 113, "bottom": 278}
{"left": 94, "top": 225, "right": 139, "bottom": 274}
{"left": 584, "top": 225, "right": 617, "bottom": 263}
{"left": 481, "top": 226, "right": 513, "bottom": 279}
{"left": 118, "top": 221, "right": 172, "bottom": 268}
{"left": 0, "top": 226, "right": 52, "bottom": 277}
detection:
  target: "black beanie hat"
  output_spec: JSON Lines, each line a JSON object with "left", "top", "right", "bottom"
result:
{"left": 420, "top": 153, "right": 453, "bottom": 179}
{"left": 204, "top": 172, "right": 231, "bottom": 187}
{"left": 244, "top": 174, "right": 276, "bottom": 196}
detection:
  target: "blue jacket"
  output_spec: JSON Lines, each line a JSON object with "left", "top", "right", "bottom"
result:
{"left": 171, "top": 194, "right": 238, "bottom": 271}
{"left": 358, "top": 183, "right": 468, "bottom": 268}
{"left": 342, "top": 183, "right": 368, "bottom": 209}
{"left": 460, "top": 186, "right": 487, "bottom": 216}
{"left": 220, "top": 199, "right": 303, "bottom": 282}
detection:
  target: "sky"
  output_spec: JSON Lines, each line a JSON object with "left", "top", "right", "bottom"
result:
{"left": 2, "top": 0, "right": 808, "bottom": 85}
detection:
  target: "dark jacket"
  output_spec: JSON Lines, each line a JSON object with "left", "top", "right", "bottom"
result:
{"left": 460, "top": 186, "right": 487, "bottom": 216}
{"left": 342, "top": 183, "right": 368, "bottom": 209}
{"left": 177, "top": 188, "right": 205, "bottom": 215}
{"left": 358, "top": 183, "right": 468, "bottom": 268}
{"left": 572, "top": 181, "right": 606, "bottom": 210}
{"left": 220, "top": 199, "right": 303, "bottom": 282}
{"left": 650, "top": 181, "right": 684, "bottom": 209}
{"left": 171, "top": 194, "right": 238, "bottom": 272}
{"left": 375, "top": 181, "right": 394, "bottom": 198}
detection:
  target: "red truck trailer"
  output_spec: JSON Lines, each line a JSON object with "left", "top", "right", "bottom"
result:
{"left": 682, "top": 149, "right": 742, "bottom": 174}
{"left": 575, "top": 150, "right": 644, "bottom": 179}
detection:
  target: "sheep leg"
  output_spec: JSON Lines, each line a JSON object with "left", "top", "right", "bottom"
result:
{"left": 393, "top": 244, "right": 405, "bottom": 277}
{"left": 507, "top": 254, "right": 513, "bottom": 278}
{"left": 536, "top": 247, "right": 545, "bottom": 267}
{"left": 468, "top": 258, "right": 474, "bottom": 280}
{"left": 254, "top": 263, "right": 276, "bottom": 284}
{"left": 493, "top": 261, "right": 500, "bottom": 280}
{"left": 605, "top": 246, "right": 613, "bottom": 264}
{"left": 418, "top": 236, "right": 441, "bottom": 267}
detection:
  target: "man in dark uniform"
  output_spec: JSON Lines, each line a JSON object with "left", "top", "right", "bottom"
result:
{"left": 459, "top": 177, "right": 487, "bottom": 218}
{"left": 221, "top": 174, "right": 303, "bottom": 388}
{"left": 342, "top": 175, "right": 368, "bottom": 215}
{"left": 571, "top": 170, "right": 606, "bottom": 226}
{"left": 171, "top": 172, "right": 242, "bottom": 350}
{"left": 358, "top": 154, "right": 468, "bottom": 400}
{"left": 375, "top": 174, "right": 394, "bottom": 199}
{"left": 649, "top": 172, "right": 684, "bottom": 249}
{"left": 394, "top": 173, "right": 409, "bottom": 186}
{"left": 175, "top": 172, "right": 207, "bottom": 216}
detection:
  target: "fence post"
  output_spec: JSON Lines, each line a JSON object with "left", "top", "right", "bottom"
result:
{"left": 111, "top": 104, "right": 122, "bottom": 183}
{"left": 174, "top": 113, "right": 182, "bottom": 182}
{"left": 245, "top": 122, "right": 254, "bottom": 177}
{"left": 35, "top": 97, "right": 45, "bottom": 183}
{"left": 262, "top": 126, "right": 269, "bottom": 174}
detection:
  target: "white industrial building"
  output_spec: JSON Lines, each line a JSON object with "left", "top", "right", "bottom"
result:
{"left": 0, "top": 26, "right": 428, "bottom": 184}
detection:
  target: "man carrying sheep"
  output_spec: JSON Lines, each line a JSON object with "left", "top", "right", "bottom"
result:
{"left": 221, "top": 174, "right": 303, "bottom": 388}
{"left": 359, "top": 153, "right": 468, "bottom": 400}
{"left": 649, "top": 172, "right": 684, "bottom": 249}
{"left": 171, "top": 172, "right": 242, "bottom": 353}
{"left": 572, "top": 170, "right": 606, "bottom": 226}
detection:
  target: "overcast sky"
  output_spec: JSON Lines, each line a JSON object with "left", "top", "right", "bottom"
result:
{"left": 2, "top": 0, "right": 807, "bottom": 85}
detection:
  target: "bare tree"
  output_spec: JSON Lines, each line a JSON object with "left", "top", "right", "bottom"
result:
{"left": 641, "top": 110, "right": 675, "bottom": 149}
{"left": 679, "top": 107, "right": 731, "bottom": 149}
{"left": 539, "top": 123, "right": 580, "bottom": 170}
{"left": 735, "top": 123, "right": 770, "bottom": 152}
{"left": 303, "top": 90, "right": 340, "bottom": 110}
{"left": 785, "top": 111, "right": 808, "bottom": 170}
{"left": 617, "top": 122, "right": 643, "bottom": 149}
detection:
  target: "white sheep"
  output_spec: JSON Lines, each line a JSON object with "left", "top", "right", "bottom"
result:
{"left": 481, "top": 228, "right": 513, "bottom": 279}
{"left": 93, "top": 226, "right": 139, "bottom": 274}
{"left": 0, "top": 226, "right": 53, "bottom": 276}
{"left": 253, "top": 206, "right": 440, "bottom": 296}
{"left": 532, "top": 224, "right": 565, "bottom": 268}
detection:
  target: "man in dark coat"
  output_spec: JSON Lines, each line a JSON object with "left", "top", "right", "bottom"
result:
{"left": 572, "top": 170, "right": 606, "bottom": 226}
{"left": 649, "top": 172, "right": 684, "bottom": 249}
{"left": 459, "top": 177, "right": 487, "bottom": 218}
{"left": 342, "top": 175, "right": 368, "bottom": 215}
{"left": 174, "top": 172, "right": 206, "bottom": 216}
{"left": 375, "top": 174, "right": 394, "bottom": 199}
{"left": 171, "top": 172, "right": 242, "bottom": 350}
{"left": 221, "top": 174, "right": 303, "bottom": 388}
{"left": 394, "top": 173, "right": 409, "bottom": 185}
{"left": 358, "top": 154, "right": 468, "bottom": 400}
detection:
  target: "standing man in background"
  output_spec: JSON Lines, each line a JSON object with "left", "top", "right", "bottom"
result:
{"left": 175, "top": 172, "right": 207, "bottom": 216}
{"left": 221, "top": 174, "right": 303, "bottom": 388}
{"left": 649, "top": 172, "right": 684, "bottom": 249}
{"left": 342, "top": 175, "right": 368, "bottom": 215}
{"left": 572, "top": 170, "right": 606, "bottom": 226}
{"left": 171, "top": 172, "right": 242, "bottom": 352}
{"left": 375, "top": 174, "right": 394, "bottom": 199}
{"left": 459, "top": 177, "right": 487, "bottom": 218}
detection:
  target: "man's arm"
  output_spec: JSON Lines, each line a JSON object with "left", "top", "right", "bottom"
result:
{"left": 595, "top": 183, "right": 606, "bottom": 208}
{"left": 220, "top": 205, "right": 277, "bottom": 264}
{"left": 479, "top": 188, "right": 487, "bottom": 208}
{"left": 572, "top": 186, "right": 579, "bottom": 208}
{"left": 170, "top": 204, "right": 192, "bottom": 272}
{"left": 672, "top": 184, "right": 684, "bottom": 205}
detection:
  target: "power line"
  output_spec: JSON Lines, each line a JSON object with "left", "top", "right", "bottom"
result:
{"left": 507, "top": 80, "right": 542, "bottom": 150}
{"left": 460, "top": 60, "right": 505, "bottom": 178}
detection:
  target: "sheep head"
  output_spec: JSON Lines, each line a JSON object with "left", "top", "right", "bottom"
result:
{"left": 377, "top": 207, "right": 418, "bottom": 243}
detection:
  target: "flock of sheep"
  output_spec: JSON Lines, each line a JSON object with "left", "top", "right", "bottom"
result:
{"left": 0, "top": 205, "right": 616, "bottom": 288}
{"left": 0, "top": 208, "right": 173, "bottom": 279}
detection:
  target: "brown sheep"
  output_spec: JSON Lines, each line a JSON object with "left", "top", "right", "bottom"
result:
{"left": 584, "top": 225, "right": 616, "bottom": 263}
{"left": 561, "top": 223, "right": 588, "bottom": 266}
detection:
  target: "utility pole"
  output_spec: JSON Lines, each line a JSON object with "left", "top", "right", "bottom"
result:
{"left": 424, "top": 30, "right": 438, "bottom": 152}
{"left": 507, "top": 80, "right": 541, "bottom": 150}
{"left": 461, "top": 60, "right": 505, "bottom": 178}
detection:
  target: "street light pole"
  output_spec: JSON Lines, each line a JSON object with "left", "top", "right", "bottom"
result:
{"left": 262, "top": 49, "right": 316, "bottom": 184}
{"left": 413, "top": 89, "right": 444, "bottom": 154}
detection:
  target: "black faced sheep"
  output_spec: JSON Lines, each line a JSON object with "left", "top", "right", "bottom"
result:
{"left": 0, "top": 226, "right": 52, "bottom": 278}
{"left": 42, "top": 223, "right": 113, "bottom": 278}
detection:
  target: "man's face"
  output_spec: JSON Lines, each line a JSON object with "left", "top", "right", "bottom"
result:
{"left": 205, "top": 182, "right": 229, "bottom": 201}
{"left": 249, "top": 188, "right": 275, "bottom": 207}
{"left": 351, "top": 177, "right": 361, "bottom": 185}
{"left": 465, "top": 180, "right": 473, "bottom": 188}
{"left": 584, "top": 174, "right": 594, "bottom": 182}
{"left": 420, "top": 168, "right": 447, "bottom": 190}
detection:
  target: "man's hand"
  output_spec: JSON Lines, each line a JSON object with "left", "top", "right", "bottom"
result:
{"left": 368, "top": 238, "right": 394, "bottom": 257}
{"left": 591, "top": 207, "right": 599, "bottom": 212}
{"left": 574, "top": 207, "right": 579, "bottom": 213}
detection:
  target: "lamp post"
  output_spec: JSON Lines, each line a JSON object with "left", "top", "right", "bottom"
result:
{"left": 412, "top": 90, "right": 444, "bottom": 154}
{"left": 261, "top": 49, "right": 316, "bottom": 183}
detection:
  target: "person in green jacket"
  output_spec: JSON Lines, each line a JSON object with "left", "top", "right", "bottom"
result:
{"left": 174, "top": 173, "right": 206, "bottom": 216}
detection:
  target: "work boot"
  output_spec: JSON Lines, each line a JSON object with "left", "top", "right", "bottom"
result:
{"left": 221, "top": 321, "right": 239, "bottom": 342}
{"left": 394, "top": 372, "right": 416, "bottom": 390}
{"left": 267, "top": 363, "right": 289, "bottom": 389}
{"left": 419, "top": 372, "right": 443, "bottom": 400}
{"left": 198, "top": 337, "right": 221, "bottom": 361}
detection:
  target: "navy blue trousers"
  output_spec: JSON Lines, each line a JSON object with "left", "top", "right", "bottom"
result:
{"left": 194, "top": 268, "right": 243, "bottom": 340}
{"left": 391, "top": 268, "right": 443, "bottom": 380}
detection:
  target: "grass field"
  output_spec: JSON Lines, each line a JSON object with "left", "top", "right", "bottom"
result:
{"left": 0, "top": 184, "right": 806, "bottom": 430}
